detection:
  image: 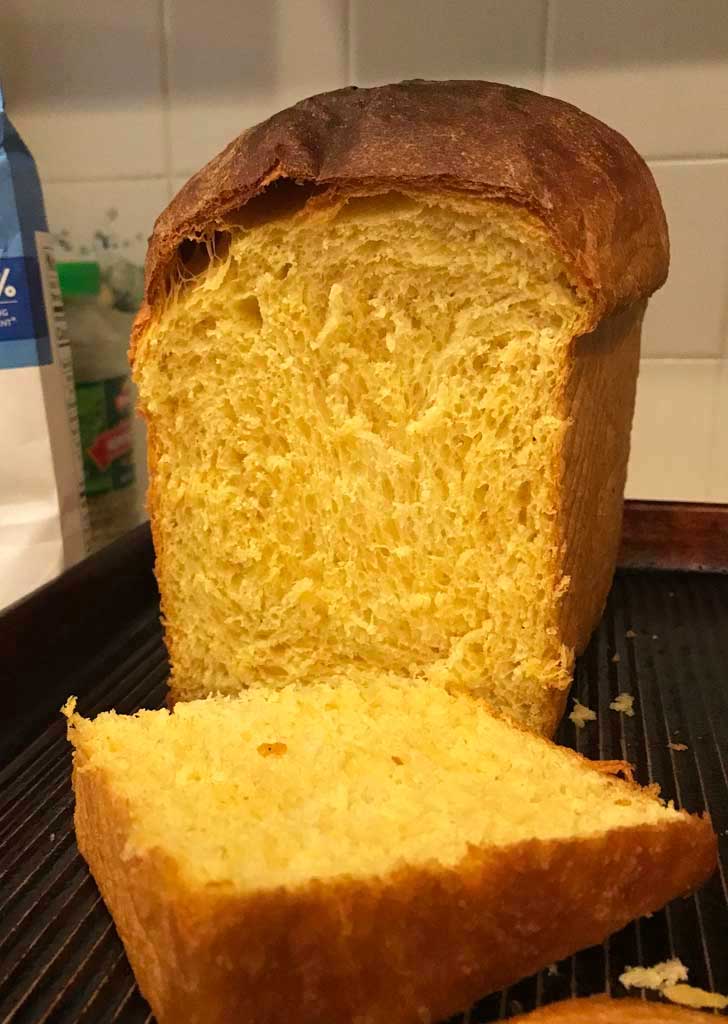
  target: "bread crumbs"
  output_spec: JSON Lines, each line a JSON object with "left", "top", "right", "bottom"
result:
{"left": 669, "top": 742, "right": 688, "bottom": 752}
{"left": 625, "top": 629, "right": 637, "bottom": 638}
{"left": 609, "top": 693, "right": 635, "bottom": 717}
{"left": 662, "top": 984, "right": 728, "bottom": 1011}
{"left": 619, "top": 958, "right": 688, "bottom": 991}
{"left": 569, "top": 700, "right": 596, "bottom": 729}
{"left": 619, "top": 959, "right": 728, "bottom": 1010}
{"left": 611, "top": 653, "right": 621, "bottom": 663}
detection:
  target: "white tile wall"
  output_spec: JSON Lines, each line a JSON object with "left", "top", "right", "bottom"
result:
{"left": 0, "top": 0, "right": 166, "bottom": 182}
{"left": 545, "top": 0, "right": 728, "bottom": 160}
{"left": 708, "top": 361, "right": 728, "bottom": 502}
{"left": 350, "top": 0, "right": 545, "bottom": 92}
{"left": 43, "top": 179, "right": 170, "bottom": 266}
{"left": 642, "top": 162, "right": 728, "bottom": 359}
{"left": 626, "top": 361, "right": 722, "bottom": 503}
{"left": 1, "top": 0, "right": 726, "bottom": 503}
{"left": 167, "top": 0, "right": 347, "bottom": 177}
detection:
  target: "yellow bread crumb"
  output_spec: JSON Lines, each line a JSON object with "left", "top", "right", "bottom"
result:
{"left": 610, "top": 693, "right": 635, "bottom": 717}
{"left": 620, "top": 957, "right": 728, "bottom": 1012}
{"left": 619, "top": 959, "right": 688, "bottom": 991}
{"left": 662, "top": 984, "right": 728, "bottom": 1010}
{"left": 569, "top": 700, "right": 597, "bottom": 729}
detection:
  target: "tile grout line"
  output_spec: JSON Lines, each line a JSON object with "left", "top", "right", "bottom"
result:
{"left": 639, "top": 356, "right": 725, "bottom": 365}
{"left": 43, "top": 174, "right": 171, "bottom": 187}
{"left": 648, "top": 154, "right": 728, "bottom": 166}
{"left": 347, "top": 0, "right": 356, "bottom": 85}
{"left": 41, "top": 155, "right": 728, "bottom": 187}
{"left": 716, "top": 303, "right": 728, "bottom": 499}
{"left": 704, "top": 359, "right": 727, "bottom": 502}
{"left": 541, "top": 0, "right": 555, "bottom": 95}
{"left": 159, "top": 0, "right": 174, "bottom": 197}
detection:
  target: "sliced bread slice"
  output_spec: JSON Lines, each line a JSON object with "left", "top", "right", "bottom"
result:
{"left": 66, "top": 681, "right": 715, "bottom": 1024}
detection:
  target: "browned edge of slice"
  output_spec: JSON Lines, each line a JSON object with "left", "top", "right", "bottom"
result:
{"left": 508, "top": 994, "right": 720, "bottom": 1021}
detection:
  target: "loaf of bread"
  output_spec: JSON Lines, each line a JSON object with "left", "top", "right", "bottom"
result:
{"left": 509, "top": 996, "right": 716, "bottom": 1021}
{"left": 131, "top": 80, "right": 668, "bottom": 734}
{"left": 66, "top": 680, "right": 714, "bottom": 1024}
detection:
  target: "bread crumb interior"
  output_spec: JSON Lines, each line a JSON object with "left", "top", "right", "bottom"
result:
{"left": 135, "top": 191, "right": 590, "bottom": 732}
{"left": 69, "top": 682, "right": 677, "bottom": 890}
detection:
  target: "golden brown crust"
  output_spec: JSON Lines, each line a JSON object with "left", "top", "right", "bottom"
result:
{"left": 134, "top": 79, "right": 668, "bottom": 347}
{"left": 140, "top": 416, "right": 176, "bottom": 676}
{"left": 556, "top": 303, "right": 644, "bottom": 663}
{"left": 509, "top": 995, "right": 717, "bottom": 1022}
{"left": 73, "top": 754, "right": 715, "bottom": 1024}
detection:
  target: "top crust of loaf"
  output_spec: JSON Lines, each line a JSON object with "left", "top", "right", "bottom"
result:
{"left": 135, "top": 80, "right": 668, "bottom": 338}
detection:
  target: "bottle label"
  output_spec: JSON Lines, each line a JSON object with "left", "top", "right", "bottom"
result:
{"left": 35, "top": 232, "right": 91, "bottom": 547}
{"left": 76, "top": 376, "right": 136, "bottom": 494}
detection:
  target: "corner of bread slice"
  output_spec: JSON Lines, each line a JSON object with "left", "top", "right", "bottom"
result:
{"left": 68, "top": 686, "right": 716, "bottom": 1024}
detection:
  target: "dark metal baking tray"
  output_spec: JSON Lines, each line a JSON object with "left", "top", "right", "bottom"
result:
{"left": 1, "top": 516, "right": 726, "bottom": 1023}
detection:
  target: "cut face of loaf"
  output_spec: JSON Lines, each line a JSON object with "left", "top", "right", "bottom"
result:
{"left": 135, "top": 192, "right": 639, "bottom": 731}
{"left": 66, "top": 681, "right": 716, "bottom": 1024}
